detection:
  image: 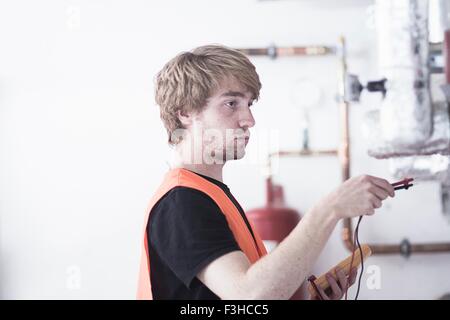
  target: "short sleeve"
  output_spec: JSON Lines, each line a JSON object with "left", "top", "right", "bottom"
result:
{"left": 148, "top": 187, "right": 241, "bottom": 288}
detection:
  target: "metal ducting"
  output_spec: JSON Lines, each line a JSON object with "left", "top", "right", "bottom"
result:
{"left": 363, "top": 100, "right": 450, "bottom": 159}
{"left": 374, "top": 0, "right": 433, "bottom": 152}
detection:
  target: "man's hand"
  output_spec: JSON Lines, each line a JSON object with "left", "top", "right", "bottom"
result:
{"left": 319, "top": 175, "right": 395, "bottom": 220}
{"left": 310, "top": 267, "right": 358, "bottom": 300}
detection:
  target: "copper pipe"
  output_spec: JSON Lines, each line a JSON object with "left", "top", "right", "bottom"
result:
{"left": 337, "top": 36, "right": 354, "bottom": 252}
{"left": 370, "top": 243, "right": 450, "bottom": 256}
{"left": 237, "top": 45, "right": 335, "bottom": 59}
{"left": 269, "top": 149, "right": 338, "bottom": 158}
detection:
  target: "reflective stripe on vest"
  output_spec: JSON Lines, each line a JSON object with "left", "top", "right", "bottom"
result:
{"left": 137, "top": 168, "right": 267, "bottom": 300}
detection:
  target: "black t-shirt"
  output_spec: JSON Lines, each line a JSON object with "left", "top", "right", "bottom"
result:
{"left": 147, "top": 170, "right": 256, "bottom": 300}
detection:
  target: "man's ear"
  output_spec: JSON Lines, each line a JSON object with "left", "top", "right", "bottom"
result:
{"left": 177, "top": 109, "right": 192, "bottom": 127}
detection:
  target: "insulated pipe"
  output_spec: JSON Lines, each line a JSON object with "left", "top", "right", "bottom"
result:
{"left": 376, "top": 0, "right": 433, "bottom": 148}
{"left": 445, "top": 29, "right": 450, "bottom": 84}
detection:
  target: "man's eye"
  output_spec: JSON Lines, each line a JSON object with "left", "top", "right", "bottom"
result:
{"left": 226, "top": 101, "right": 236, "bottom": 108}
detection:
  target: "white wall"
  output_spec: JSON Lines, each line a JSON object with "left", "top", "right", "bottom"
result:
{"left": 1, "top": 0, "right": 449, "bottom": 299}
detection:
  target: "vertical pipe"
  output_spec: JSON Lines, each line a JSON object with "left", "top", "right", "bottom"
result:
{"left": 337, "top": 36, "right": 355, "bottom": 251}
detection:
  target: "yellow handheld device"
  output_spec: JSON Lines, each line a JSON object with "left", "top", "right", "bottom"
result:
{"left": 307, "top": 244, "right": 372, "bottom": 298}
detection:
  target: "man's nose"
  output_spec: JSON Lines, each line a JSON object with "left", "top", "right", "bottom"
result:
{"left": 238, "top": 106, "right": 256, "bottom": 129}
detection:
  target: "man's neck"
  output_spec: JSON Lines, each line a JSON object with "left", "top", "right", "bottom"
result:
{"left": 171, "top": 144, "right": 225, "bottom": 182}
{"left": 176, "top": 164, "right": 224, "bottom": 182}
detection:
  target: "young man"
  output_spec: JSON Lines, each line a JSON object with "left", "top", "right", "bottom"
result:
{"left": 137, "top": 45, "right": 395, "bottom": 300}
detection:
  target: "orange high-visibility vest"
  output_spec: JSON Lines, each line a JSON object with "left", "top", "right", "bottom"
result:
{"left": 137, "top": 168, "right": 267, "bottom": 299}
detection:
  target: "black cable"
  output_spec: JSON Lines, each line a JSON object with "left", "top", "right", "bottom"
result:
{"left": 350, "top": 180, "right": 412, "bottom": 299}
{"left": 354, "top": 215, "right": 364, "bottom": 300}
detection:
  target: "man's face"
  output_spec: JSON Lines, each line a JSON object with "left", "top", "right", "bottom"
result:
{"left": 190, "top": 77, "right": 256, "bottom": 164}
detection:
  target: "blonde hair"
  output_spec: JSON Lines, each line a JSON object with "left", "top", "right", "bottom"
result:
{"left": 154, "top": 44, "right": 262, "bottom": 145}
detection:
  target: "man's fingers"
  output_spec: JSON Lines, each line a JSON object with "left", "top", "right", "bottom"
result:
{"left": 314, "top": 269, "right": 358, "bottom": 300}
{"left": 316, "top": 284, "right": 330, "bottom": 300}
{"left": 368, "top": 185, "right": 390, "bottom": 201}
{"left": 368, "top": 175, "right": 395, "bottom": 197}
{"left": 364, "top": 207, "right": 375, "bottom": 216}
{"left": 368, "top": 195, "right": 382, "bottom": 209}
{"left": 335, "top": 268, "right": 349, "bottom": 292}
{"left": 326, "top": 273, "right": 343, "bottom": 299}
{"left": 348, "top": 267, "right": 358, "bottom": 285}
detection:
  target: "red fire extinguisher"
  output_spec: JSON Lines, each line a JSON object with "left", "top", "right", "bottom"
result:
{"left": 246, "top": 177, "right": 306, "bottom": 299}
